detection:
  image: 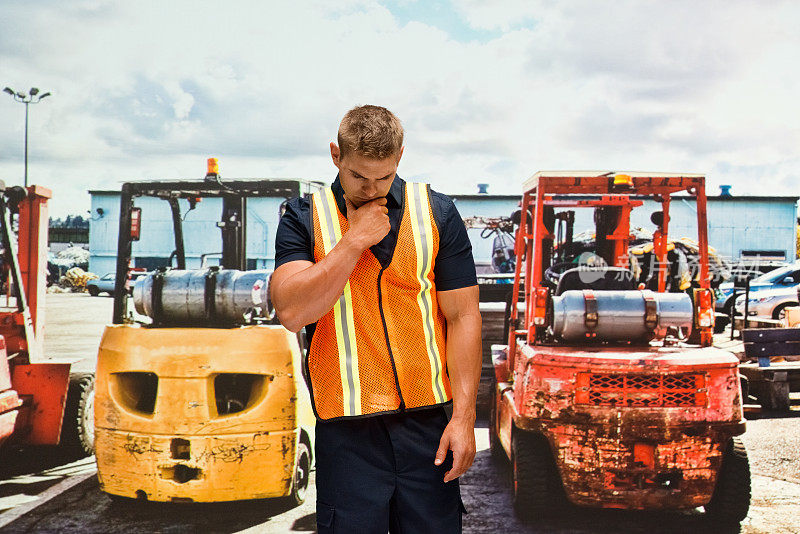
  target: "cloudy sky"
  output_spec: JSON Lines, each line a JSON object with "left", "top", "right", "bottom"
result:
{"left": 1, "top": 0, "right": 798, "bottom": 217}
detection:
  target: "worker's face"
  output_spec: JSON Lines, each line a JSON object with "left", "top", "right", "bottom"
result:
{"left": 330, "top": 142, "right": 403, "bottom": 208}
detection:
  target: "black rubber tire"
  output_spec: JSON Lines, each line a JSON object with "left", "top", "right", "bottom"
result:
{"left": 87, "top": 286, "right": 99, "bottom": 297}
{"left": 723, "top": 296, "right": 736, "bottom": 315}
{"left": 282, "top": 441, "right": 311, "bottom": 507}
{"left": 489, "top": 379, "right": 504, "bottom": 461}
{"left": 705, "top": 437, "right": 751, "bottom": 524}
{"left": 772, "top": 303, "right": 791, "bottom": 321}
{"left": 60, "top": 373, "right": 95, "bottom": 458}
{"left": 512, "top": 429, "right": 565, "bottom": 520}
{"left": 714, "top": 315, "right": 729, "bottom": 334}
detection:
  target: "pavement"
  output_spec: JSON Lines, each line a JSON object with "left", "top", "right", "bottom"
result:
{"left": 0, "top": 292, "right": 798, "bottom": 533}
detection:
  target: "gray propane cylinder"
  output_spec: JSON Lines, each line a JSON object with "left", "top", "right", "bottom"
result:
{"left": 133, "top": 269, "right": 272, "bottom": 325}
{"left": 549, "top": 290, "right": 693, "bottom": 342}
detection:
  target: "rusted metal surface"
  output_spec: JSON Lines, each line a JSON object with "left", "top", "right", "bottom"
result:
{"left": 500, "top": 342, "right": 745, "bottom": 509}
{"left": 493, "top": 172, "right": 746, "bottom": 513}
{"left": 94, "top": 325, "right": 316, "bottom": 502}
{"left": 95, "top": 429, "right": 296, "bottom": 502}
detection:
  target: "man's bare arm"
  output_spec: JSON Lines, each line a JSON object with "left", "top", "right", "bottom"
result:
{"left": 434, "top": 285, "right": 481, "bottom": 482}
{"left": 271, "top": 197, "right": 389, "bottom": 332}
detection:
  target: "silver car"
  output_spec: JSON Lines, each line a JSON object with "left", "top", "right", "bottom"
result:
{"left": 86, "top": 273, "right": 116, "bottom": 296}
{"left": 86, "top": 271, "right": 148, "bottom": 297}
{"left": 734, "top": 285, "right": 800, "bottom": 321}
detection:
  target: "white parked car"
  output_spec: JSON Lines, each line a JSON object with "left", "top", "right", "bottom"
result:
{"left": 86, "top": 271, "right": 148, "bottom": 297}
{"left": 734, "top": 286, "right": 799, "bottom": 321}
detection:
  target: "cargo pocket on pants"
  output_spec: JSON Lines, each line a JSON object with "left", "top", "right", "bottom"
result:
{"left": 317, "top": 501, "right": 335, "bottom": 533}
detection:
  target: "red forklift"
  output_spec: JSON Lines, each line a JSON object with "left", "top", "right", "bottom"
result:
{"left": 0, "top": 182, "right": 94, "bottom": 457}
{"left": 490, "top": 172, "right": 750, "bottom": 523}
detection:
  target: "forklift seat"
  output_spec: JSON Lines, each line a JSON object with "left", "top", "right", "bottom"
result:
{"left": 555, "top": 266, "right": 637, "bottom": 296}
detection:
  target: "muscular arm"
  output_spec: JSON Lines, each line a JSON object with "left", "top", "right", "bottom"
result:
{"left": 434, "top": 285, "right": 482, "bottom": 482}
{"left": 271, "top": 197, "right": 390, "bottom": 332}
{"left": 270, "top": 241, "right": 362, "bottom": 333}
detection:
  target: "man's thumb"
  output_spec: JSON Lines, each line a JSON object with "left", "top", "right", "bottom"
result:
{"left": 434, "top": 435, "right": 449, "bottom": 466}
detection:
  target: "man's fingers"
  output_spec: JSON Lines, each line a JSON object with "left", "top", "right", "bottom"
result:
{"left": 372, "top": 197, "right": 388, "bottom": 206}
{"left": 434, "top": 433, "right": 449, "bottom": 466}
{"left": 444, "top": 448, "right": 467, "bottom": 483}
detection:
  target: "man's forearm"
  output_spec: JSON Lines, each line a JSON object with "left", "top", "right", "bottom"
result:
{"left": 446, "top": 311, "right": 482, "bottom": 421}
{"left": 273, "top": 234, "right": 364, "bottom": 331}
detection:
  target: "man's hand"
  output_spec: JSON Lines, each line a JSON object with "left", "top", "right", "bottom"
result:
{"left": 344, "top": 196, "right": 390, "bottom": 250}
{"left": 434, "top": 415, "right": 476, "bottom": 483}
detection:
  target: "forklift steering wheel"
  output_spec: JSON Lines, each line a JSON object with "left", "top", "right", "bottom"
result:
{"left": 544, "top": 262, "right": 576, "bottom": 286}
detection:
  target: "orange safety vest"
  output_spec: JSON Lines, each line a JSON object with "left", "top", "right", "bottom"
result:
{"left": 307, "top": 182, "right": 451, "bottom": 420}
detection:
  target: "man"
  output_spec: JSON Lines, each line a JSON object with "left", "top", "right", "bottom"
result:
{"left": 271, "top": 105, "right": 481, "bottom": 533}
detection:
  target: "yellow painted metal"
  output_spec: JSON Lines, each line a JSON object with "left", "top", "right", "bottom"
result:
{"left": 94, "top": 324, "right": 315, "bottom": 502}
{"left": 785, "top": 306, "right": 800, "bottom": 328}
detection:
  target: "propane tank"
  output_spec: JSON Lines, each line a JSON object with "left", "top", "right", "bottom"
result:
{"left": 133, "top": 269, "right": 272, "bottom": 325}
{"left": 549, "top": 290, "right": 693, "bottom": 342}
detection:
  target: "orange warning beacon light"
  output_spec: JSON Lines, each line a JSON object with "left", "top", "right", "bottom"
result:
{"left": 612, "top": 173, "right": 634, "bottom": 191}
{"left": 207, "top": 157, "right": 219, "bottom": 177}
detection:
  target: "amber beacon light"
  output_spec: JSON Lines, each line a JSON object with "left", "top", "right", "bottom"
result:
{"left": 207, "top": 157, "right": 219, "bottom": 177}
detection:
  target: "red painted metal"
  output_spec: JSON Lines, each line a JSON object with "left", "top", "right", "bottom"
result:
{"left": 502, "top": 342, "right": 744, "bottom": 509}
{"left": 17, "top": 185, "right": 51, "bottom": 344}
{"left": 11, "top": 363, "right": 71, "bottom": 445}
{"left": 0, "top": 185, "right": 73, "bottom": 447}
{"left": 492, "top": 172, "right": 746, "bottom": 512}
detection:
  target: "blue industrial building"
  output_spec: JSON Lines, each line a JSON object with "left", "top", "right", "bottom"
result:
{"left": 89, "top": 181, "right": 798, "bottom": 277}
{"left": 88, "top": 180, "right": 321, "bottom": 276}
{"left": 452, "top": 188, "right": 798, "bottom": 268}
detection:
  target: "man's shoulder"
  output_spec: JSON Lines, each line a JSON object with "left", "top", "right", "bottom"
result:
{"left": 286, "top": 195, "right": 311, "bottom": 211}
{"left": 427, "top": 187, "right": 453, "bottom": 204}
{"left": 277, "top": 196, "right": 312, "bottom": 235}
{"left": 424, "top": 187, "right": 458, "bottom": 225}
{"left": 281, "top": 196, "right": 312, "bottom": 223}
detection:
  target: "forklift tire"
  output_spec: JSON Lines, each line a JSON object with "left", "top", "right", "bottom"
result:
{"left": 488, "top": 381, "right": 504, "bottom": 461}
{"left": 512, "top": 429, "right": 565, "bottom": 520}
{"left": 772, "top": 303, "right": 791, "bottom": 321}
{"left": 704, "top": 437, "right": 751, "bottom": 524}
{"left": 281, "top": 441, "right": 311, "bottom": 507}
{"left": 60, "top": 373, "right": 95, "bottom": 458}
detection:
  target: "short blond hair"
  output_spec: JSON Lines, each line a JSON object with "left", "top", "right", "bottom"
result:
{"left": 337, "top": 105, "right": 404, "bottom": 159}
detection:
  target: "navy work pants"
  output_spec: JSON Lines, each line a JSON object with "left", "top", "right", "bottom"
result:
{"left": 315, "top": 406, "right": 465, "bottom": 533}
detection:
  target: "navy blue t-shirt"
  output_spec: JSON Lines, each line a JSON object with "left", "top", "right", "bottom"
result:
{"left": 274, "top": 174, "right": 477, "bottom": 337}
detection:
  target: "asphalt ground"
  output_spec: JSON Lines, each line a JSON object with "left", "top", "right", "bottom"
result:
{"left": 0, "top": 292, "right": 798, "bottom": 533}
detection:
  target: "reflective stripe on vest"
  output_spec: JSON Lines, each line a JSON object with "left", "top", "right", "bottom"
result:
{"left": 312, "top": 188, "right": 362, "bottom": 417}
{"left": 407, "top": 182, "right": 447, "bottom": 404}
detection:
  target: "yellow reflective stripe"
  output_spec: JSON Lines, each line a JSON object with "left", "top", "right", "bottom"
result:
{"left": 315, "top": 188, "right": 361, "bottom": 416}
{"left": 407, "top": 183, "right": 446, "bottom": 404}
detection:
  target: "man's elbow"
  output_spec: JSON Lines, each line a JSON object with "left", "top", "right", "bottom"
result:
{"left": 275, "top": 307, "right": 304, "bottom": 333}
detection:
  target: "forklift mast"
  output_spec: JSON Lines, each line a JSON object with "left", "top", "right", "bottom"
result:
{"left": 111, "top": 177, "right": 306, "bottom": 324}
{"left": 0, "top": 183, "right": 50, "bottom": 360}
{"left": 507, "top": 172, "right": 714, "bottom": 356}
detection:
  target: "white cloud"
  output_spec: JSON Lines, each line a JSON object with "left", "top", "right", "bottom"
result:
{"left": 0, "top": 0, "right": 798, "bottom": 217}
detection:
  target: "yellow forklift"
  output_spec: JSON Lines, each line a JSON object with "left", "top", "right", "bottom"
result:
{"left": 94, "top": 162, "right": 316, "bottom": 504}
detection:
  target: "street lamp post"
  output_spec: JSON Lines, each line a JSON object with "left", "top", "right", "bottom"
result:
{"left": 3, "top": 86, "right": 51, "bottom": 187}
